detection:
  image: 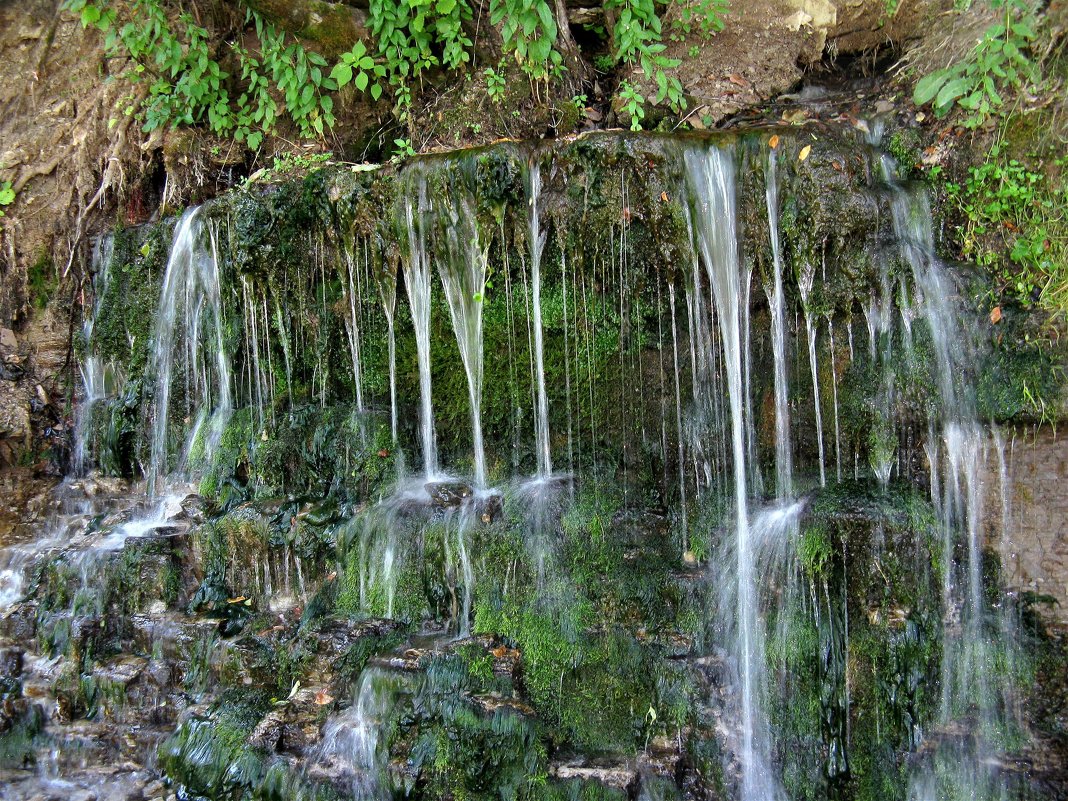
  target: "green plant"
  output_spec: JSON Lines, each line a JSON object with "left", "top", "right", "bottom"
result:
{"left": 330, "top": 39, "right": 386, "bottom": 101}
{"left": 368, "top": 0, "right": 473, "bottom": 114}
{"left": 912, "top": 0, "right": 1039, "bottom": 129}
{"left": 607, "top": 0, "right": 686, "bottom": 112}
{"left": 485, "top": 66, "right": 507, "bottom": 103}
{"left": 0, "top": 181, "right": 14, "bottom": 217}
{"left": 392, "top": 138, "right": 417, "bottom": 162}
{"left": 945, "top": 148, "right": 1066, "bottom": 312}
{"left": 63, "top": 1, "right": 341, "bottom": 147}
{"left": 618, "top": 80, "right": 646, "bottom": 130}
{"left": 671, "top": 0, "right": 728, "bottom": 39}
{"left": 490, "top": 0, "right": 563, "bottom": 80}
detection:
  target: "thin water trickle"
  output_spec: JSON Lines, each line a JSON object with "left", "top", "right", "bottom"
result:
{"left": 763, "top": 150, "right": 793, "bottom": 500}
{"left": 526, "top": 161, "right": 553, "bottom": 479}
{"left": 797, "top": 261, "right": 826, "bottom": 488}
{"left": 377, "top": 260, "right": 400, "bottom": 444}
{"left": 73, "top": 234, "right": 116, "bottom": 475}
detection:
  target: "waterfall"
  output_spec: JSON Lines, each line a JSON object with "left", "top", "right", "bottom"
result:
{"left": 401, "top": 174, "right": 439, "bottom": 478}
{"left": 884, "top": 167, "right": 1018, "bottom": 801}
{"left": 148, "top": 207, "right": 232, "bottom": 491}
{"left": 526, "top": 161, "right": 552, "bottom": 479}
{"left": 436, "top": 189, "right": 489, "bottom": 488}
{"left": 763, "top": 149, "right": 793, "bottom": 500}
{"left": 685, "top": 143, "right": 781, "bottom": 801}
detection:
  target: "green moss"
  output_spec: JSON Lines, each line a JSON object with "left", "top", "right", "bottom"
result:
{"left": 797, "top": 524, "right": 832, "bottom": 578}
{"left": 27, "top": 251, "right": 57, "bottom": 310}
{"left": 0, "top": 705, "right": 46, "bottom": 770}
{"left": 159, "top": 687, "right": 273, "bottom": 798}
{"left": 407, "top": 651, "right": 549, "bottom": 801}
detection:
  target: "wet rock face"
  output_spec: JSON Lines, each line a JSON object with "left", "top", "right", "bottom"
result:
{"left": 425, "top": 480, "right": 474, "bottom": 508}
{"left": 999, "top": 426, "right": 1068, "bottom": 625}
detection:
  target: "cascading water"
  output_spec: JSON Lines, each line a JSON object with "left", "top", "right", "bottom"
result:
{"left": 72, "top": 234, "right": 116, "bottom": 476}
{"left": 401, "top": 174, "right": 439, "bottom": 478}
{"left": 376, "top": 260, "right": 400, "bottom": 445}
{"left": 436, "top": 186, "right": 490, "bottom": 488}
{"left": 883, "top": 166, "right": 1020, "bottom": 801}
{"left": 685, "top": 143, "right": 782, "bottom": 801}
{"left": 525, "top": 161, "right": 553, "bottom": 480}
{"left": 317, "top": 667, "right": 413, "bottom": 800}
{"left": 797, "top": 261, "right": 826, "bottom": 488}
{"left": 148, "top": 207, "right": 232, "bottom": 491}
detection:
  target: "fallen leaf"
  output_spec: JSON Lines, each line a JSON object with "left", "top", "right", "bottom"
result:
{"left": 326, "top": 570, "right": 338, "bottom": 581}
{"left": 831, "top": 160, "right": 843, "bottom": 171}
{"left": 727, "top": 73, "right": 749, "bottom": 88}
{"left": 768, "top": 134, "right": 780, "bottom": 150}
{"left": 491, "top": 646, "right": 509, "bottom": 658}
{"left": 227, "top": 596, "right": 248, "bottom": 604}
{"left": 659, "top": 191, "right": 669, "bottom": 202}
{"left": 798, "top": 144, "right": 812, "bottom": 161}
{"left": 782, "top": 109, "right": 809, "bottom": 124}
{"left": 314, "top": 690, "right": 335, "bottom": 706}
{"left": 378, "top": 448, "right": 390, "bottom": 458}
{"left": 990, "top": 306, "right": 1002, "bottom": 324}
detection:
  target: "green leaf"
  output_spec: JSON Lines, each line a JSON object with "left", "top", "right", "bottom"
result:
{"left": 934, "top": 76, "right": 970, "bottom": 109}
{"left": 330, "top": 62, "right": 353, "bottom": 87}
{"left": 370, "top": 83, "right": 383, "bottom": 101}
{"left": 80, "top": 5, "right": 101, "bottom": 27}
{"left": 536, "top": 2, "right": 556, "bottom": 38}
{"left": 529, "top": 36, "right": 551, "bottom": 62}
{"left": 913, "top": 71, "right": 948, "bottom": 105}
{"left": 355, "top": 71, "right": 369, "bottom": 91}
{"left": 1011, "top": 22, "right": 1035, "bottom": 39}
